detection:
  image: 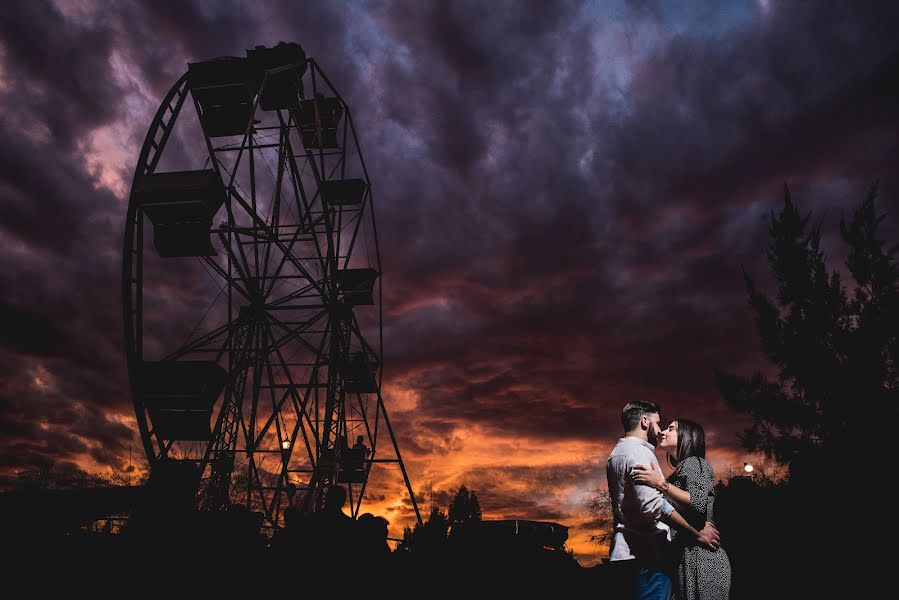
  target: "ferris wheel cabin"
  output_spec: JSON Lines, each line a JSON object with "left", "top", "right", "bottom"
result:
{"left": 132, "top": 169, "right": 226, "bottom": 258}
{"left": 139, "top": 360, "right": 228, "bottom": 441}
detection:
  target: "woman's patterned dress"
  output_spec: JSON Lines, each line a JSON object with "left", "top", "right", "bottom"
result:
{"left": 669, "top": 456, "right": 731, "bottom": 600}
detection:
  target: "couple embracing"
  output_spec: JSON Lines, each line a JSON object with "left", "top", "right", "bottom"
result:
{"left": 606, "top": 400, "right": 731, "bottom": 600}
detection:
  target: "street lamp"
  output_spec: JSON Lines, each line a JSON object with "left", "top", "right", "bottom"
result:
{"left": 743, "top": 462, "right": 754, "bottom": 475}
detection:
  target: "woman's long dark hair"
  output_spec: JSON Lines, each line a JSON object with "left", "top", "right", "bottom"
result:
{"left": 667, "top": 418, "right": 706, "bottom": 469}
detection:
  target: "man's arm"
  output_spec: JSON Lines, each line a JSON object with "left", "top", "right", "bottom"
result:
{"left": 661, "top": 510, "right": 720, "bottom": 551}
{"left": 625, "top": 450, "right": 670, "bottom": 529}
{"left": 628, "top": 451, "right": 719, "bottom": 551}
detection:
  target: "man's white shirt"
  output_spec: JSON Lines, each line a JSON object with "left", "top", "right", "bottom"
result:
{"left": 606, "top": 436, "right": 672, "bottom": 561}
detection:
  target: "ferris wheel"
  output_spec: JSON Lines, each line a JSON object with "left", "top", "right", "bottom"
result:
{"left": 122, "top": 42, "right": 421, "bottom": 530}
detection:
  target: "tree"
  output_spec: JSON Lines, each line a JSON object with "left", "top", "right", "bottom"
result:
{"left": 447, "top": 484, "right": 482, "bottom": 532}
{"left": 398, "top": 506, "right": 449, "bottom": 554}
{"left": 398, "top": 484, "right": 483, "bottom": 552}
{"left": 716, "top": 183, "right": 899, "bottom": 477}
{"left": 584, "top": 488, "right": 614, "bottom": 549}
{"left": 13, "top": 461, "right": 145, "bottom": 491}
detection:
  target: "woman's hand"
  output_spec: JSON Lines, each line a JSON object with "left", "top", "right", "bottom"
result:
{"left": 631, "top": 464, "right": 665, "bottom": 489}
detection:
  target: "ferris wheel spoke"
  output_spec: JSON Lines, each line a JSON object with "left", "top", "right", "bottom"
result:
{"left": 253, "top": 319, "right": 326, "bottom": 452}
{"left": 215, "top": 228, "right": 257, "bottom": 294}
{"left": 168, "top": 283, "right": 228, "bottom": 362}
{"left": 269, "top": 317, "right": 327, "bottom": 451}
{"left": 236, "top": 409, "right": 273, "bottom": 518}
{"left": 267, "top": 280, "right": 324, "bottom": 309}
{"left": 259, "top": 337, "right": 296, "bottom": 520}
{"left": 251, "top": 364, "right": 295, "bottom": 453}
{"left": 159, "top": 318, "right": 241, "bottom": 363}
{"left": 222, "top": 312, "right": 323, "bottom": 457}
{"left": 245, "top": 322, "right": 263, "bottom": 462}
{"left": 190, "top": 102, "right": 261, "bottom": 294}
{"left": 260, "top": 219, "right": 326, "bottom": 303}
{"left": 283, "top": 132, "right": 326, "bottom": 246}
{"left": 246, "top": 135, "right": 263, "bottom": 283}
{"left": 256, "top": 209, "right": 323, "bottom": 302}
{"left": 216, "top": 183, "right": 258, "bottom": 287}
{"left": 227, "top": 185, "right": 330, "bottom": 301}
{"left": 277, "top": 110, "right": 314, "bottom": 234}
{"left": 261, "top": 233, "right": 319, "bottom": 302}
{"left": 276, "top": 119, "right": 330, "bottom": 291}
{"left": 265, "top": 309, "right": 329, "bottom": 358}
{"left": 259, "top": 124, "right": 288, "bottom": 283}
{"left": 198, "top": 255, "right": 252, "bottom": 302}
{"left": 340, "top": 205, "right": 367, "bottom": 270}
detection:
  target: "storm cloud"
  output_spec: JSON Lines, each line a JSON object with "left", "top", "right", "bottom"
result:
{"left": 1, "top": 0, "right": 897, "bottom": 565}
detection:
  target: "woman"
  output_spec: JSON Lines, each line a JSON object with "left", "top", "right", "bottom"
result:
{"left": 632, "top": 419, "right": 731, "bottom": 600}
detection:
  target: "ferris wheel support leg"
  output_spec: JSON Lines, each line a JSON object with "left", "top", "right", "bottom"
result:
{"left": 377, "top": 392, "right": 423, "bottom": 525}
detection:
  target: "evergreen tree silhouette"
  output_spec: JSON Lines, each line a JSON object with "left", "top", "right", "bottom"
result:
{"left": 398, "top": 506, "right": 449, "bottom": 555}
{"left": 448, "top": 485, "right": 482, "bottom": 531}
{"left": 716, "top": 183, "right": 899, "bottom": 479}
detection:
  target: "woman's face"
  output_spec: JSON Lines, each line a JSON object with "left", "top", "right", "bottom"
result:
{"left": 657, "top": 421, "right": 678, "bottom": 453}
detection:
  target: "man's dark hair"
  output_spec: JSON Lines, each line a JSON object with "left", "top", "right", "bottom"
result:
{"left": 669, "top": 418, "right": 706, "bottom": 468}
{"left": 621, "top": 400, "right": 662, "bottom": 432}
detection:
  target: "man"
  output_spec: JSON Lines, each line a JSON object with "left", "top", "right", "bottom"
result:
{"left": 606, "top": 400, "right": 720, "bottom": 599}
{"left": 352, "top": 435, "right": 369, "bottom": 458}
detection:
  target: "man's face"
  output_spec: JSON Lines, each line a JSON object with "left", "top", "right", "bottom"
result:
{"left": 645, "top": 412, "right": 662, "bottom": 446}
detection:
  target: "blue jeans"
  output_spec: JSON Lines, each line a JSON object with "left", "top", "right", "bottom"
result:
{"left": 637, "top": 565, "right": 672, "bottom": 600}
{"left": 609, "top": 560, "right": 672, "bottom": 600}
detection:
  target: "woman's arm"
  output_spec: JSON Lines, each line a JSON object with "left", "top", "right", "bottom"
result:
{"left": 632, "top": 463, "right": 691, "bottom": 512}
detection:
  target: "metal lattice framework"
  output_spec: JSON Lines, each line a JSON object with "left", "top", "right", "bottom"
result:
{"left": 122, "top": 43, "right": 421, "bottom": 530}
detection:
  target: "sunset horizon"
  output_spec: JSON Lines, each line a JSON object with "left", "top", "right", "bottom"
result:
{"left": 2, "top": 1, "right": 897, "bottom": 578}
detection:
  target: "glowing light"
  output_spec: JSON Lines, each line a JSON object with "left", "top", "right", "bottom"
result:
{"left": 744, "top": 462, "right": 754, "bottom": 474}
{"left": 282, "top": 440, "right": 291, "bottom": 450}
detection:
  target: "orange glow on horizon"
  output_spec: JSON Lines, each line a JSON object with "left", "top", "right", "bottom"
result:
{"left": 24, "top": 396, "right": 766, "bottom": 570}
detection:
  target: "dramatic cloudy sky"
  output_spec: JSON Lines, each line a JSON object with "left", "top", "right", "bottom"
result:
{"left": 1, "top": 0, "right": 898, "bottom": 565}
